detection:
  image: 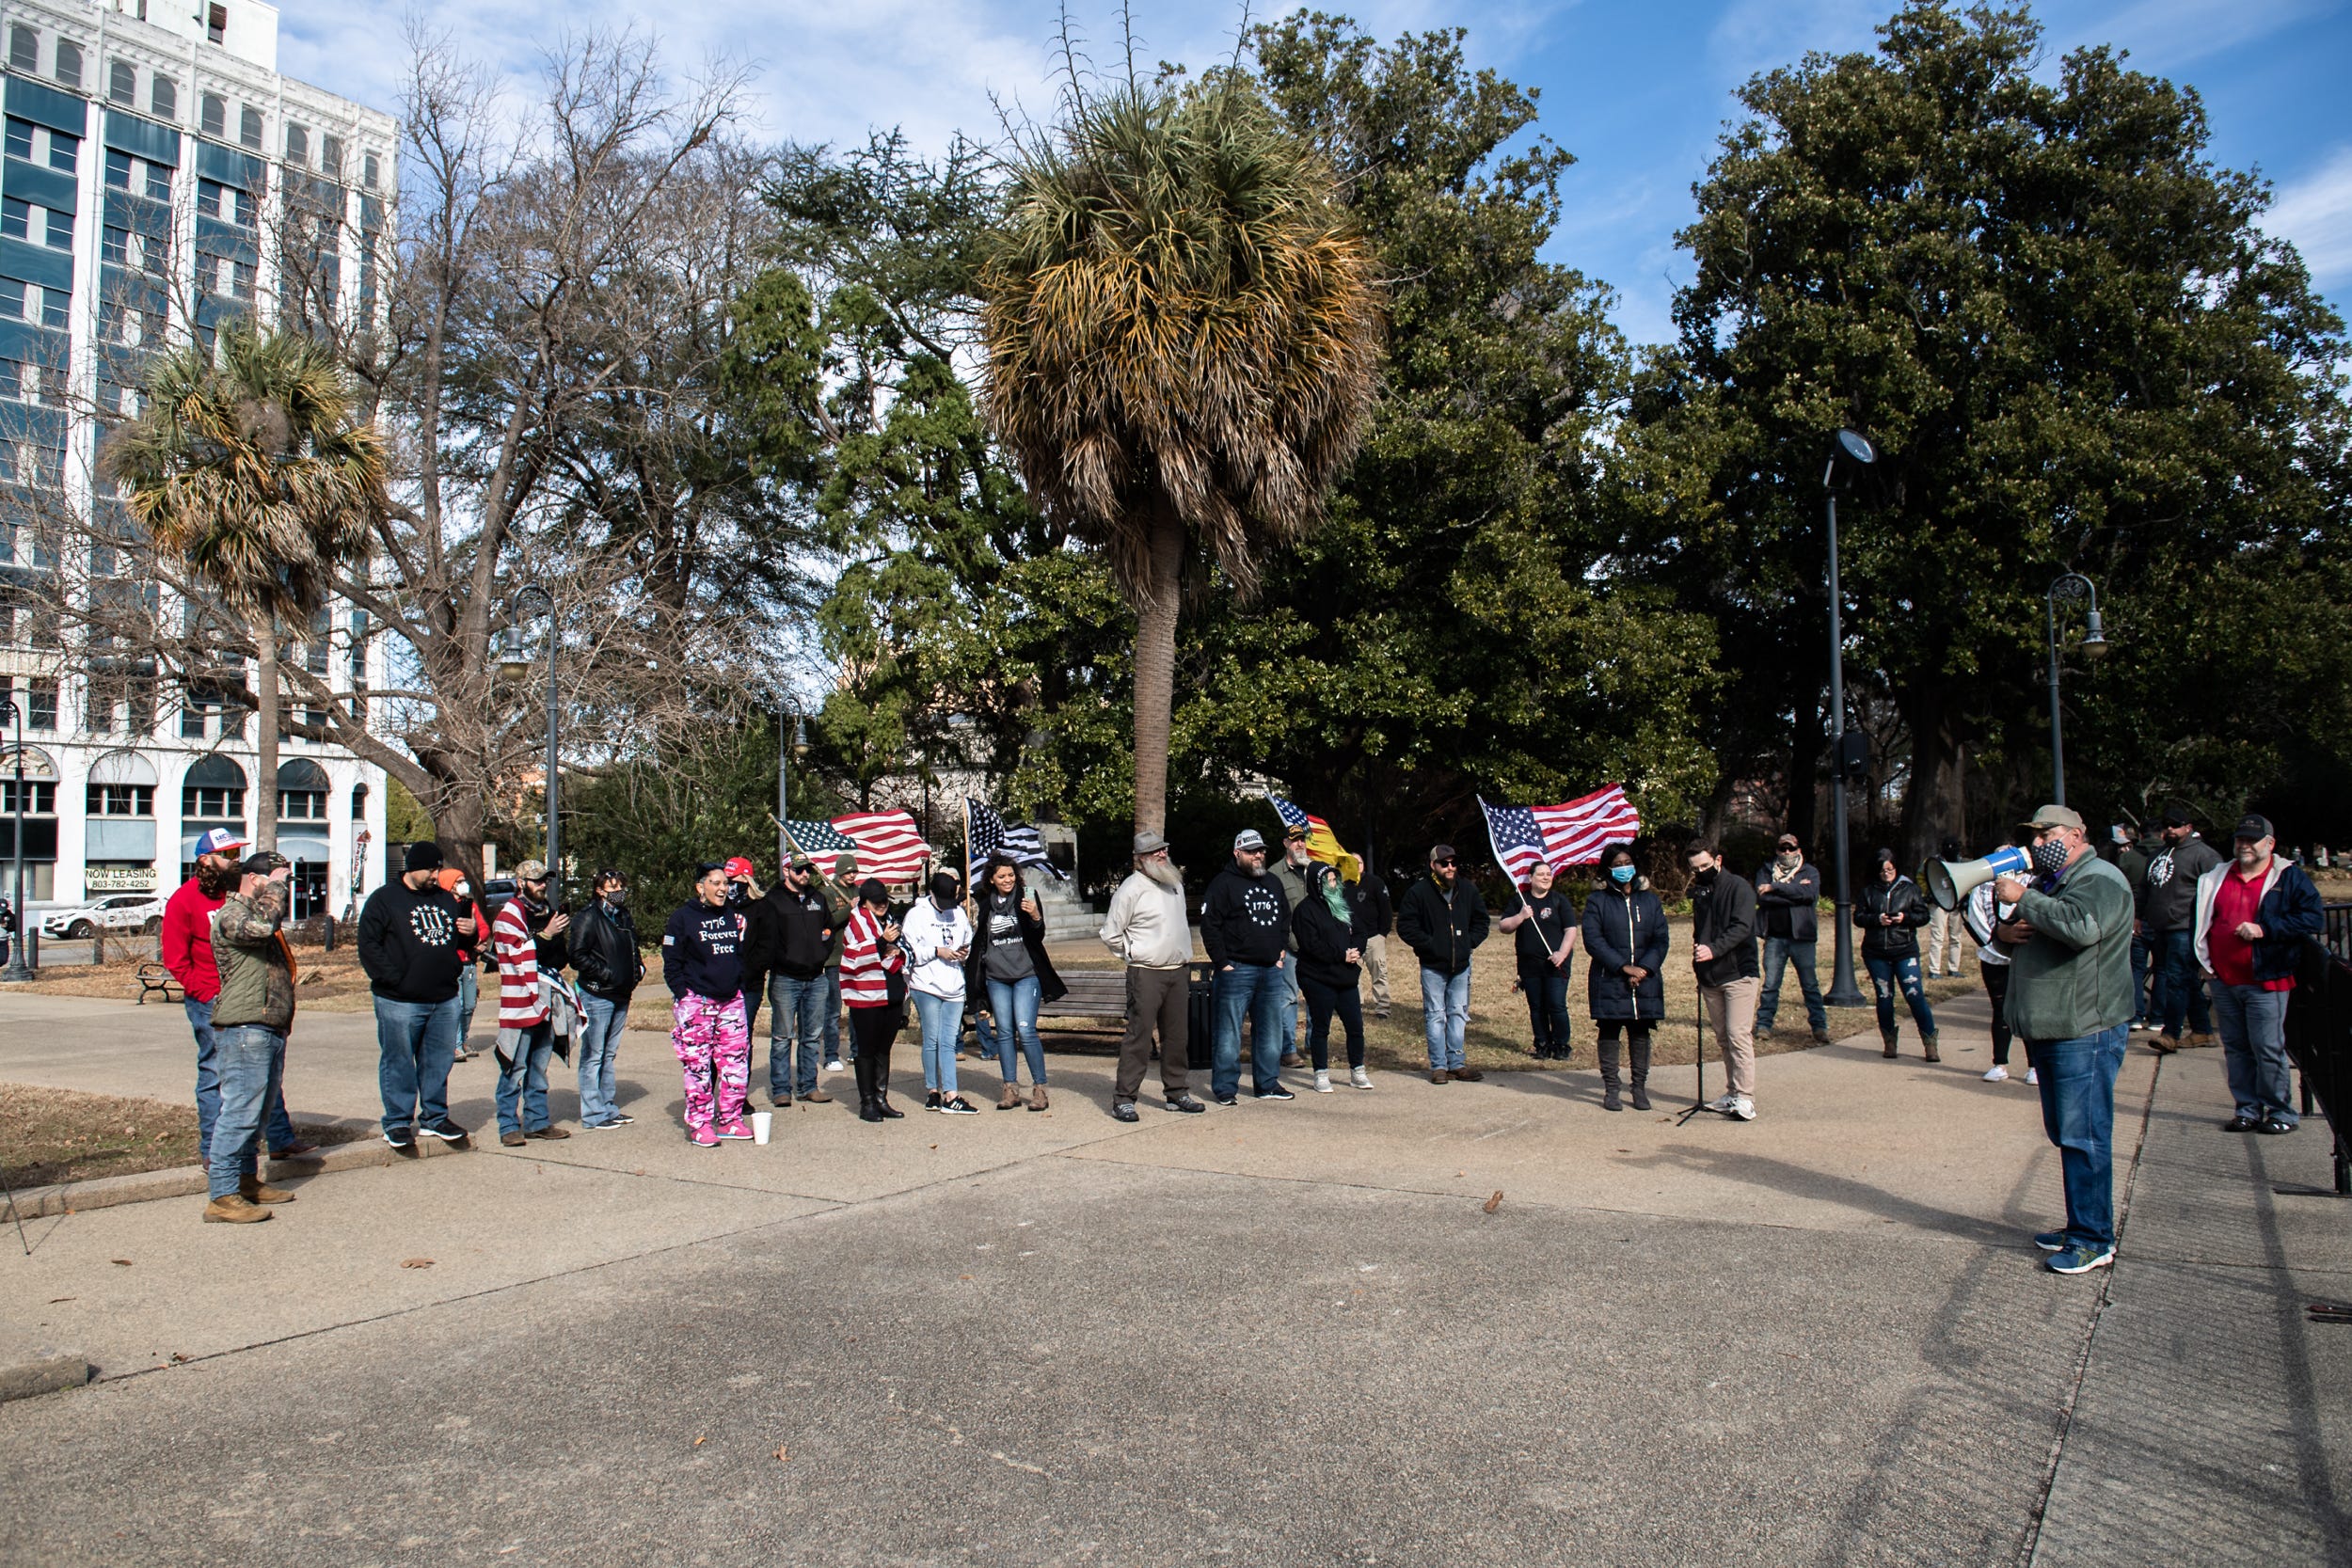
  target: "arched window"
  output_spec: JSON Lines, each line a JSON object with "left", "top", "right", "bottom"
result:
{"left": 277, "top": 758, "right": 329, "bottom": 820}
{"left": 181, "top": 752, "right": 246, "bottom": 820}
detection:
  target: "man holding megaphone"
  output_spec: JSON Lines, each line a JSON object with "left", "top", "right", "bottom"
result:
{"left": 1988, "top": 805, "right": 2137, "bottom": 1275}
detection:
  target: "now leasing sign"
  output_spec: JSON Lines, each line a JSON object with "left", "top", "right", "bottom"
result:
{"left": 86, "top": 865, "right": 159, "bottom": 893}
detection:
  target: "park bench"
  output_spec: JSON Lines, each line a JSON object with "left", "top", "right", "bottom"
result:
{"left": 135, "top": 962, "right": 183, "bottom": 1005}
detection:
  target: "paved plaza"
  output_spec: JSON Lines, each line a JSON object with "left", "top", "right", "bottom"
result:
{"left": 0, "top": 990, "right": 2345, "bottom": 1565}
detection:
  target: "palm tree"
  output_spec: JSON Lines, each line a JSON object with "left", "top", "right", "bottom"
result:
{"left": 979, "top": 73, "right": 1381, "bottom": 836}
{"left": 103, "top": 323, "right": 388, "bottom": 850}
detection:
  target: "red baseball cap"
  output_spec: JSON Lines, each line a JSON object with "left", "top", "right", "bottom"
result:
{"left": 723, "top": 856, "right": 756, "bottom": 879}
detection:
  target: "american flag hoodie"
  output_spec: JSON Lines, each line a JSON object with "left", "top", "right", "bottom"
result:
{"left": 494, "top": 898, "right": 551, "bottom": 1027}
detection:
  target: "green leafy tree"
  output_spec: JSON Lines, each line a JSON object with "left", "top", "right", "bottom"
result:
{"left": 103, "top": 322, "right": 388, "bottom": 850}
{"left": 979, "top": 67, "right": 1384, "bottom": 837}
{"left": 1637, "top": 2, "right": 2350, "bottom": 863}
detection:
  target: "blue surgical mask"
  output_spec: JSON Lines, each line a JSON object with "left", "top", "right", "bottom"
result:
{"left": 1610, "top": 864, "right": 1637, "bottom": 886}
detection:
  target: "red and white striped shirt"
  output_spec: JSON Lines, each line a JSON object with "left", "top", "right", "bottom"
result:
{"left": 493, "top": 899, "right": 550, "bottom": 1027}
{"left": 839, "top": 904, "right": 902, "bottom": 1008}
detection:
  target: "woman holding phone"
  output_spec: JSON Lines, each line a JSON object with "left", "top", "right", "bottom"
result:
{"left": 840, "top": 878, "right": 908, "bottom": 1121}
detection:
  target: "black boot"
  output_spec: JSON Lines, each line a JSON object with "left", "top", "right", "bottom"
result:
{"left": 858, "top": 1093, "right": 885, "bottom": 1123}
{"left": 1629, "top": 1037, "right": 1652, "bottom": 1111}
{"left": 1598, "top": 1040, "right": 1623, "bottom": 1112}
{"left": 870, "top": 1045, "right": 904, "bottom": 1117}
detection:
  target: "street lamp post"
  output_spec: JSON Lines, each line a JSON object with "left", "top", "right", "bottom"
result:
{"left": 1821, "top": 430, "right": 1877, "bottom": 1009}
{"left": 500, "top": 585, "right": 559, "bottom": 895}
{"left": 2044, "top": 572, "right": 2107, "bottom": 805}
{"left": 1, "top": 700, "right": 28, "bottom": 983}
{"left": 776, "top": 708, "right": 806, "bottom": 868}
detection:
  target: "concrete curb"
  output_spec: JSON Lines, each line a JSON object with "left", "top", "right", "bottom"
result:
{"left": 0, "top": 1353, "right": 96, "bottom": 1403}
{"left": 5, "top": 1128, "right": 470, "bottom": 1219}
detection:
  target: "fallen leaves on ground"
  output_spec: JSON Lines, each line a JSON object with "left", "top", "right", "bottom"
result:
{"left": 400, "top": 1258, "right": 435, "bottom": 1269}
{"left": 1483, "top": 1191, "right": 1503, "bottom": 1214}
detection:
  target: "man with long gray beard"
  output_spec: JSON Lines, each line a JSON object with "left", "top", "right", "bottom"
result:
{"left": 1101, "top": 832, "right": 1206, "bottom": 1120}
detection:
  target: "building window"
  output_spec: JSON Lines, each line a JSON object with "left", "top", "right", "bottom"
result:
{"left": 108, "top": 59, "right": 135, "bottom": 106}
{"left": 285, "top": 123, "right": 308, "bottom": 166}
{"left": 27, "top": 680, "right": 56, "bottom": 730}
{"left": 3, "top": 198, "right": 28, "bottom": 242}
{"left": 3, "top": 119, "right": 28, "bottom": 163}
{"left": 195, "top": 252, "right": 220, "bottom": 294}
{"left": 201, "top": 92, "right": 226, "bottom": 138}
{"left": 8, "top": 27, "right": 35, "bottom": 73}
{"left": 208, "top": 5, "right": 228, "bottom": 46}
{"left": 145, "top": 163, "right": 168, "bottom": 200}
{"left": 182, "top": 781, "right": 244, "bottom": 817}
{"left": 151, "top": 78, "right": 176, "bottom": 120}
{"left": 105, "top": 148, "right": 132, "bottom": 190}
{"left": 87, "top": 783, "right": 154, "bottom": 816}
{"left": 322, "top": 135, "right": 343, "bottom": 180}
{"left": 54, "top": 40, "right": 81, "bottom": 90}
{"left": 0, "top": 779, "right": 54, "bottom": 814}
{"left": 0, "top": 280, "right": 19, "bottom": 319}
{"left": 103, "top": 225, "right": 127, "bottom": 264}
{"left": 362, "top": 150, "right": 379, "bottom": 189}
{"left": 239, "top": 105, "right": 262, "bottom": 150}
{"left": 278, "top": 789, "right": 327, "bottom": 820}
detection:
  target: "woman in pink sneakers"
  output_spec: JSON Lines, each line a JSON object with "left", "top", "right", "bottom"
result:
{"left": 662, "top": 863, "right": 754, "bottom": 1148}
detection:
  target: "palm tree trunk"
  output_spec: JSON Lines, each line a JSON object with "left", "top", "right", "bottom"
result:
{"left": 1130, "top": 506, "right": 1186, "bottom": 837}
{"left": 255, "top": 617, "right": 278, "bottom": 852}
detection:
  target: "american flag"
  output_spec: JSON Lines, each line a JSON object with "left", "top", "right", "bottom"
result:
{"left": 1479, "top": 785, "right": 1643, "bottom": 881}
{"left": 1267, "top": 794, "right": 1362, "bottom": 881}
{"left": 783, "top": 818, "right": 861, "bottom": 858}
{"left": 966, "top": 798, "right": 1066, "bottom": 880}
{"left": 827, "top": 810, "right": 930, "bottom": 883}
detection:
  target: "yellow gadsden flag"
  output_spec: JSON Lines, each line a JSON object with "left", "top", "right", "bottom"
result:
{"left": 1268, "top": 794, "right": 1363, "bottom": 882}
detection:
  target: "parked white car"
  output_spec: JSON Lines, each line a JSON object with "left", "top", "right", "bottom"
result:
{"left": 41, "top": 894, "right": 168, "bottom": 940}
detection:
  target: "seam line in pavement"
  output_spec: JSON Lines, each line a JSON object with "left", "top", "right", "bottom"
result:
{"left": 2018, "top": 1051, "right": 2163, "bottom": 1568}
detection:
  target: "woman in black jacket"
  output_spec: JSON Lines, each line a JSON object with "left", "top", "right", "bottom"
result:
{"left": 967, "top": 857, "right": 1069, "bottom": 1111}
{"left": 570, "top": 868, "right": 644, "bottom": 1130}
{"left": 1294, "top": 862, "right": 1375, "bottom": 1093}
{"left": 1854, "top": 848, "right": 1939, "bottom": 1059}
{"left": 1498, "top": 861, "right": 1578, "bottom": 1059}
{"left": 1581, "top": 844, "right": 1668, "bottom": 1111}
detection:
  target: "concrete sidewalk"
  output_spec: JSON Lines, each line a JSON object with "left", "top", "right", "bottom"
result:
{"left": 0, "top": 990, "right": 2344, "bottom": 1565}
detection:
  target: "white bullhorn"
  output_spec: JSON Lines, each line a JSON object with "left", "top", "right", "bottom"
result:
{"left": 1925, "top": 845, "right": 2031, "bottom": 911}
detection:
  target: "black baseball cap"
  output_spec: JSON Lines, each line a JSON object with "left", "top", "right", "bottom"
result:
{"left": 2233, "top": 815, "right": 2275, "bottom": 842}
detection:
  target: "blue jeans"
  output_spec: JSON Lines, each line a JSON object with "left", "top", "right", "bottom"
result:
{"left": 1421, "top": 966, "right": 1471, "bottom": 1070}
{"left": 187, "top": 997, "right": 294, "bottom": 1160}
{"left": 1278, "top": 950, "right": 1300, "bottom": 1054}
{"left": 2153, "top": 927, "right": 2213, "bottom": 1037}
{"left": 496, "top": 1019, "right": 556, "bottom": 1135}
{"left": 578, "top": 993, "right": 629, "bottom": 1125}
{"left": 767, "top": 974, "right": 828, "bottom": 1098}
{"left": 2027, "top": 1023, "right": 2128, "bottom": 1250}
{"left": 1212, "top": 962, "right": 1287, "bottom": 1098}
{"left": 914, "top": 990, "right": 962, "bottom": 1095}
{"left": 455, "top": 964, "right": 479, "bottom": 1048}
{"left": 988, "top": 974, "right": 1047, "bottom": 1086}
{"left": 822, "top": 968, "right": 844, "bottom": 1061}
{"left": 1864, "top": 954, "right": 1936, "bottom": 1038}
{"left": 374, "top": 994, "right": 461, "bottom": 1133}
{"left": 2211, "top": 982, "right": 2296, "bottom": 1125}
{"left": 1518, "top": 958, "right": 1570, "bottom": 1055}
{"left": 206, "top": 1023, "right": 286, "bottom": 1199}
{"left": 1757, "top": 937, "right": 1828, "bottom": 1032}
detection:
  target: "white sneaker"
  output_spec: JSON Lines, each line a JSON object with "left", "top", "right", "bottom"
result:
{"left": 1351, "top": 1067, "right": 1374, "bottom": 1090}
{"left": 2026, "top": 1068, "right": 2041, "bottom": 1085}
{"left": 1728, "top": 1096, "right": 1756, "bottom": 1121}
{"left": 1709, "top": 1093, "right": 1740, "bottom": 1114}
{"left": 823, "top": 1058, "right": 845, "bottom": 1073}
{"left": 1982, "top": 1065, "right": 2009, "bottom": 1083}
{"left": 1312, "top": 1070, "right": 1332, "bottom": 1094}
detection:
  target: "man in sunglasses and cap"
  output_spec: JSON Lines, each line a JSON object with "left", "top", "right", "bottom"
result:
{"left": 1396, "top": 844, "right": 1490, "bottom": 1084}
{"left": 1992, "top": 804, "right": 2136, "bottom": 1275}
{"left": 200, "top": 851, "right": 300, "bottom": 1223}
{"left": 1200, "top": 829, "right": 1295, "bottom": 1103}
{"left": 2192, "top": 814, "right": 2325, "bottom": 1135}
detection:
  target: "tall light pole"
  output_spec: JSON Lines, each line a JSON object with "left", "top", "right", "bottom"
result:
{"left": 1, "top": 700, "right": 28, "bottom": 983}
{"left": 2044, "top": 572, "right": 2107, "bottom": 805}
{"left": 1822, "top": 429, "right": 1877, "bottom": 1009}
{"left": 776, "top": 708, "right": 806, "bottom": 868}
{"left": 500, "top": 585, "right": 559, "bottom": 897}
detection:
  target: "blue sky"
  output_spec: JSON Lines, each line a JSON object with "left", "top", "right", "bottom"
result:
{"left": 278, "top": 0, "right": 2352, "bottom": 349}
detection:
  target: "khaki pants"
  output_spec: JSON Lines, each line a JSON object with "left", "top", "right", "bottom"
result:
{"left": 1702, "top": 976, "right": 1759, "bottom": 1098}
{"left": 1116, "top": 966, "right": 1190, "bottom": 1102}
{"left": 1924, "top": 905, "right": 1966, "bottom": 976}
{"left": 1362, "top": 934, "right": 1392, "bottom": 1011}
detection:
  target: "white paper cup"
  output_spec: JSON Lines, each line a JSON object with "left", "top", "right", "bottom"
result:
{"left": 751, "top": 1111, "right": 772, "bottom": 1146}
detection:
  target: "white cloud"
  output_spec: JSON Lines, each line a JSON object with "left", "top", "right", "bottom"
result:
{"left": 2265, "top": 146, "right": 2352, "bottom": 289}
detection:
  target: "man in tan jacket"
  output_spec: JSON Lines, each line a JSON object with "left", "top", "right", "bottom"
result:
{"left": 202, "top": 852, "right": 300, "bottom": 1224}
{"left": 1101, "top": 832, "right": 1205, "bottom": 1121}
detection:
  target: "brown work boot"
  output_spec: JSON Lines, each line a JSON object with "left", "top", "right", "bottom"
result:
{"left": 1280, "top": 1051, "right": 1307, "bottom": 1069}
{"left": 998, "top": 1083, "right": 1024, "bottom": 1111}
{"left": 1429, "top": 1069, "right": 1451, "bottom": 1085}
{"left": 202, "top": 1193, "right": 272, "bottom": 1224}
{"left": 238, "top": 1176, "right": 296, "bottom": 1204}
{"left": 802, "top": 1089, "right": 834, "bottom": 1105}
{"left": 2150, "top": 1033, "right": 2180, "bottom": 1055}
{"left": 1030, "top": 1085, "right": 1050, "bottom": 1113}
{"left": 527, "top": 1126, "right": 572, "bottom": 1140}
{"left": 1882, "top": 1033, "right": 1899, "bottom": 1058}
{"left": 2187, "top": 1031, "right": 2219, "bottom": 1049}
{"left": 1452, "top": 1068, "right": 1485, "bottom": 1083}
{"left": 501, "top": 1130, "right": 528, "bottom": 1147}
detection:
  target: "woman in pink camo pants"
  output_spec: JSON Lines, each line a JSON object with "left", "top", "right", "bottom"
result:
{"left": 662, "top": 863, "right": 755, "bottom": 1148}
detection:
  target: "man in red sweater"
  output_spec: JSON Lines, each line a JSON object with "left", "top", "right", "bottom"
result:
{"left": 161, "top": 828, "right": 311, "bottom": 1164}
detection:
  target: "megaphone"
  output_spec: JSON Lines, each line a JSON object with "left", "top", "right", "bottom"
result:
{"left": 1925, "top": 845, "right": 2031, "bottom": 911}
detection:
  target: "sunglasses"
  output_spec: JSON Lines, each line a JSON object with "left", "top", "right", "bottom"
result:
{"left": 1432, "top": 858, "right": 1457, "bottom": 867}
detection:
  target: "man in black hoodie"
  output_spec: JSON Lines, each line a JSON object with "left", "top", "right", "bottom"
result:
{"left": 357, "top": 841, "right": 475, "bottom": 1149}
{"left": 2140, "top": 806, "right": 2222, "bottom": 1051}
{"left": 1200, "top": 829, "right": 1295, "bottom": 1104}
{"left": 752, "top": 853, "right": 848, "bottom": 1107}
{"left": 1687, "top": 843, "right": 1763, "bottom": 1118}
{"left": 1395, "top": 844, "right": 1489, "bottom": 1084}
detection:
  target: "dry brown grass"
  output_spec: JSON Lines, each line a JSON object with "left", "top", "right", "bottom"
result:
{"left": 0, "top": 1082, "right": 362, "bottom": 1188}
